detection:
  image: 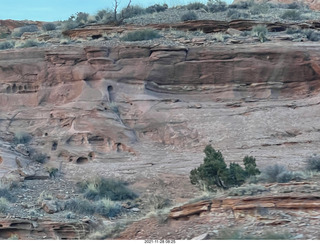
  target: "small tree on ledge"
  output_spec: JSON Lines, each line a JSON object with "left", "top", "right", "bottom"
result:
{"left": 190, "top": 145, "right": 260, "bottom": 191}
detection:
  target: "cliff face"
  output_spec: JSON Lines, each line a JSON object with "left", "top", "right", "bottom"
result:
{"left": 232, "top": 0, "right": 320, "bottom": 10}
{"left": 1, "top": 43, "right": 320, "bottom": 183}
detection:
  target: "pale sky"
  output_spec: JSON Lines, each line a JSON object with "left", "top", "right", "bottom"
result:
{"left": 0, "top": 0, "right": 234, "bottom": 22}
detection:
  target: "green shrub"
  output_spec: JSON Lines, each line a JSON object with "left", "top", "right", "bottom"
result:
{"left": 260, "top": 164, "right": 287, "bottom": 183}
{"left": 286, "top": 27, "right": 302, "bottom": 34}
{"left": 0, "top": 41, "right": 15, "bottom": 50}
{"left": 249, "top": 3, "right": 270, "bottom": 15}
{"left": 78, "top": 177, "right": 138, "bottom": 201}
{"left": 62, "top": 20, "right": 79, "bottom": 31}
{"left": 95, "top": 198, "right": 122, "bottom": 217}
{"left": 287, "top": 2, "right": 304, "bottom": 9}
{"left": 302, "top": 29, "right": 320, "bottom": 41}
{"left": 146, "top": 4, "right": 168, "bottom": 14}
{"left": 42, "top": 23, "right": 56, "bottom": 31}
{"left": 31, "top": 152, "right": 47, "bottom": 164}
{"left": 0, "top": 197, "right": 9, "bottom": 213}
{"left": 214, "top": 228, "right": 292, "bottom": 240}
{"left": 121, "top": 5, "right": 146, "bottom": 19}
{"left": 190, "top": 145, "right": 260, "bottom": 190}
{"left": 228, "top": 0, "right": 254, "bottom": 9}
{"left": 228, "top": 184, "right": 267, "bottom": 196}
{"left": 251, "top": 25, "right": 268, "bottom": 42}
{"left": 307, "top": 154, "right": 320, "bottom": 171}
{"left": 243, "top": 156, "right": 261, "bottom": 176}
{"left": 147, "top": 195, "right": 171, "bottom": 210}
{"left": 281, "top": 10, "right": 301, "bottom": 20}
{"left": 121, "top": 29, "right": 161, "bottom": 41}
{"left": 12, "top": 25, "right": 39, "bottom": 38}
{"left": 186, "top": 2, "right": 207, "bottom": 10}
{"left": 18, "top": 39, "right": 42, "bottom": 48}
{"left": 276, "top": 171, "right": 307, "bottom": 183}
{"left": 65, "top": 198, "right": 122, "bottom": 218}
{"left": 0, "top": 187, "right": 15, "bottom": 202}
{"left": 75, "top": 12, "right": 89, "bottom": 24}
{"left": 227, "top": 9, "right": 250, "bottom": 20}
{"left": 14, "top": 131, "right": 32, "bottom": 144}
{"left": 207, "top": 0, "right": 227, "bottom": 12}
{"left": 181, "top": 11, "right": 198, "bottom": 21}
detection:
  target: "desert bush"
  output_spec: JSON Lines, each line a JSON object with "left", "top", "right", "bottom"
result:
{"left": 281, "top": 10, "right": 301, "bottom": 20}
{"left": 65, "top": 197, "right": 122, "bottom": 218}
{"left": 214, "top": 228, "right": 291, "bottom": 240}
{"left": 61, "top": 19, "right": 79, "bottom": 31}
{"left": 181, "top": 11, "right": 198, "bottom": 21}
{"left": 287, "top": 2, "right": 305, "bottom": 9}
{"left": 146, "top": 4, "right": 168, "bottom": 14}
{"left": 95, "top": 198, "right": 122, "bottom": 217}
{"left": 251, "top": 25, "right": 268, "bottom": 36}
{"left": 260, "top": 164, "right": 287, "bottom": 183}
{"left": 227, "top": 9, "right": 250, "bottom": 20}
{"left": 121, "top": 29, "right": 161, "bottom": 41}
{"left": 307, "top": 154, "right": 320, "bottom": 171}
{"left": 121, "top": 5, "right": 145, "bottom": 19}
{"left": 190, "top": 145, "right": 260, "bottom": 190}
{"left": 0, "top": 197, "right": 9, "bottom": 213}
{"left": 0, "top": 41, "right": 15, "bottom": 50}
{"left": 286, "top": 27, "right": 302, "bottom": 34}
{"left": 207, "top": 0, "right": 227, "bottom": 12}
{"left": 65, "top": 198, "right": 96, "bottom": 215}
{"left": 31, "top": 152, "right": 47, "bottom": 164}
{"left": 186, "top": 2, "right": 207, "bottom": 10}
{"left": 249, "top": 3, "right": 270, "bottom": 15}
{"left": 14, "top": 131, "right": 32, "bottom": 144}
{"left": 251, "top": 25, "right": 268, "bottom": 42}
{"left": 228, "top": 184, "right": 267, "bottom": 196}
{"left": 302, "top": 29, "right": 320, "bottom": 41}
{"left": 147, "top": 195, "right": 171, "bottom": 210}
{"left": 228, "top": 0, "right": 254, "bottom": 9}
{"left": 0, "top": 187, "right": 15, "bottom": 202}
{"left": 42, "top": 23, "right": 56, "bottom": 31}
{"left": 12, "top": 25, "right": 39, "bottom": 38}
{"left": 17, "top": 39, "right": 42, "bottom": 48}
{"left": 75, "top": 12, "right": 89, "bottom": 24}
{"left": 276, "top": 171, "right": 307, "bottom": 183}
{"left": 78, "top": 177, "right": 138, "bottom": 201}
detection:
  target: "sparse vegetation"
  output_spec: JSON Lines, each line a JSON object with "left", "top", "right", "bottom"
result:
{"left": 11, "top": 25, "right": 39, "bottom": 38}
{"left": 65, "top": 197, "right": 122, "bottom": 218}
{"left": 281, "top": 10, "right": 301, "bottom": 20}
{"left": 0, "top": 41, "right": 15, "bottom": 50}
{"left": 13, "top": 131, "right": 32, "bottom": 145}
{"left": 0, "top": 197, "right": 9, "bottom": 214}
{"left": 186, "top": 2, "right": 207, "bottom": 11}
{"left": 16, "top": 39, "right": 43, "bottom": 48}
{"left": 214, "top": 228, "right": 292, "bottom": 240}
{"left": 31, "top": 152, "right": 47, "bottom": 164}
{"left": 302, "top": 29, "right": 320, "bottom": 41}
{"left": 307, "top": 154, "right": 320, "bottom": 171}
{"left": 228, "top": 184, "right": 267, "bottom": 196}
{"left": 146, "top": 4, "right": 168, "bottom": 14}
{"left": 181, "top": 11, "right": 198, "bottom": 21}
{"left": 251, "top": 25, "right": 268, "bottom": 42}
{"left": 78, "top": 177, "right": 138, "bottom": 201}
{"left": 121, "top": 29, "right": 161, "bottom": 41}
{"left": 42, "top": 23, "right": 56, "bottom": 31}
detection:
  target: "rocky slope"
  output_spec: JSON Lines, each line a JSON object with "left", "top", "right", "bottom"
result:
{"left": 1, "top": 17, "right": 320, "bottom": 239}
{"left": 233, "top": 0, "right": 320, "bottom": 10}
